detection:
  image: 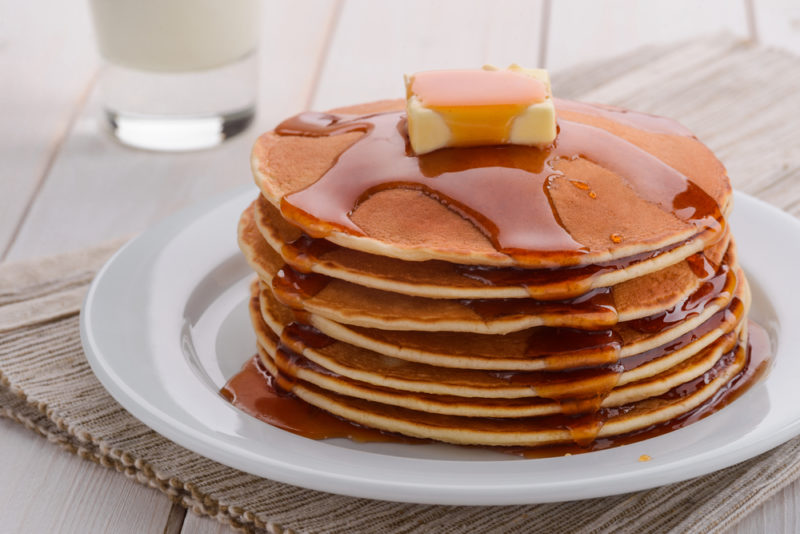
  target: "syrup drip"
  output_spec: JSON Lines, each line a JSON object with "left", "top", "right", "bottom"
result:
{"left": 281, "top": 234, "right": 338, "bottom": 274}
{"left": 454, "top": 238, "right": 689, "bottom": 299}
{"left": 490, "top": 294, "right": 743, "bottom": 410}
{"left": 620, "top": 298, "right": 743, "bottom": 372}
{"left": 271, "top": 266, "right": 330, "bottom": 309}
{"left": 271, "top": 346, "right": 301, "bottom": 392}
{"left": 565, "top": 414, "right": 606, "bottom": 447}
{"left": 526, "top": 326, "right": 622, "bottom": 359}
{"left": 500, "top": 362, "right": 625, "bottom": 418}
{"left": 512, "top": 321, "right": 771, "bottom": 457}
{"left": 629, "top": 258, "right": 731, "bottom": 334}
{"left": 275, "top": 109, "right": 722, "bottom": 263}
{"left": 522, "top": 326, "right": 622, "bottom": 371}
{"left": 686, "top": 250, "right": 717, "bottom": 278}
{"left": 460, "top": 286, "right": 617, "bottom": 323}
{"left": 273, "top": 341, "right": 338, "bottom": 385}
{"left": 282, "top": 321, "right": 335, "bottom": 350}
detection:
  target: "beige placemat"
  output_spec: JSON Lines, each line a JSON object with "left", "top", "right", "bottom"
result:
{"left": 2, "top": 36, "right": 800, "bottom": 534}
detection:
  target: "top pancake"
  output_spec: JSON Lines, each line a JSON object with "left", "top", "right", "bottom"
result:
{"left": 254, "top": 194, "right": 730, "bottom": 300}
{"left": 252, "top": 99, "right": 731, "bottom": 268}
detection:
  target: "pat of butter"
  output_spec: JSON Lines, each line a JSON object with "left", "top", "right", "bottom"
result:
{"left": 404, "top": 65, "right": 556, "bottom": 155}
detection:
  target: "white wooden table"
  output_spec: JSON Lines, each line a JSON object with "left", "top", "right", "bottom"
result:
{"left": 2, "top": 1, "right": 799, "bottom": 532}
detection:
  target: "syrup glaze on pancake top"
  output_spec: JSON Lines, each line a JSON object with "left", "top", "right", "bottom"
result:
{"left": 252, "top": 99, "right": 730, "bottom": 267}
{"left": 227, "top": 67, "right": 767, "bottom": 453}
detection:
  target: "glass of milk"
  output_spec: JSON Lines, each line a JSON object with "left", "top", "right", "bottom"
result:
{"left": 89, "top": 0, "right": 260, "bottom": 151}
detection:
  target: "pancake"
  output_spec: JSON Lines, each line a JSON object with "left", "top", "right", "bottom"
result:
{"left": 239, "top": 205, "right": 735, "bottom": 334}
{"left": 225, "top": 94, "right": 764, "bottom": 453}
{"left": 254, "top": 194, "right": 731, "bottom": 300}
{"left": 255, "top": 319, "right": 742, "bottom": 420}
{"left": 254, "top": 329, "right": 748, "bottom": 446}
{"left": 251, "top": 100, "right": 731, "bottom": 268}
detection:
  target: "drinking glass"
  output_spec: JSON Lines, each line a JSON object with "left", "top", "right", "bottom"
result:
{"left": 89, "top": 0, "right": 260, "bottom": 151}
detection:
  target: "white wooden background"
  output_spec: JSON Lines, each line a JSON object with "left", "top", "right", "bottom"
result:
{"left": 2, "top": 0, "right": 799, "bottom": 532}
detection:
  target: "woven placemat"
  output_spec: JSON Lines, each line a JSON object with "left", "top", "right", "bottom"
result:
{"left": 2, "top": 36, "right": 800, "bottom": 534}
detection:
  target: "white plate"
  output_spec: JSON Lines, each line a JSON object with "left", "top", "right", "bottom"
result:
{"left": 81, "top": 187, "right": 800, "bottom": 505}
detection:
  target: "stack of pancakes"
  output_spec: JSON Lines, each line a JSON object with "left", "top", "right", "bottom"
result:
{"left": 236, "top": 99, "right": 751, "bottom": 449}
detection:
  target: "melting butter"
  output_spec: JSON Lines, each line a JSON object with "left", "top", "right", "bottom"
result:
{"left": 404, "top": 65, "right": 557, "bottom": 155}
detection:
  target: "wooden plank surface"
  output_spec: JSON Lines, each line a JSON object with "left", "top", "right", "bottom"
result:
{"left": 2, "top": 0, "right": 800, "bottom": 532}
{"left": 0, "top": 1, "right": 337, "bottom": 531}
{"left": 0, "top": 419, "right": 172, "bottom": 533}
{"left": 735, "top": 482, "right": 800, "bottom": 534}
{"left": 0, "top": 1, "right": 97, "bottom": 258}
{"left": 546, "top": 0, "right": 750, "bottom": 70}
{"left": 181, "top": 513, "right": 237, "bottom": 534}
{"left": 753, "top": 0, "right": 800, "bottom": 54}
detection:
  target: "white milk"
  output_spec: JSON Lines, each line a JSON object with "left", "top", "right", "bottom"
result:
{"left": 89, "top": 0, "right": 260, "bottom": 72}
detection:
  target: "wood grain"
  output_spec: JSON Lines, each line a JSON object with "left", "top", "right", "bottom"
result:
{"left": 0, "top": 419, "right": 171, "bottom": 533}
{"left": 181, "top": 513, "right": 239, "bottom": 534}
{"left": 753, "top": 0, "right": 800, "bottom": 54}
{"left": 0, "top": 1, "right": 97, "bottom": 258}
{"left": 732, "top": 480, "right": 800, "bottom": 534}
{"left": 546, "top": 0, "right": 750, "bottom": 71}
{"left": 164, "top": 503, "right": 188, "bottom": 534}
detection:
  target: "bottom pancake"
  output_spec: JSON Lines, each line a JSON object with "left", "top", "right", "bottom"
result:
{"left": 254, "top": 329, "right": 748, "bottom": 447}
